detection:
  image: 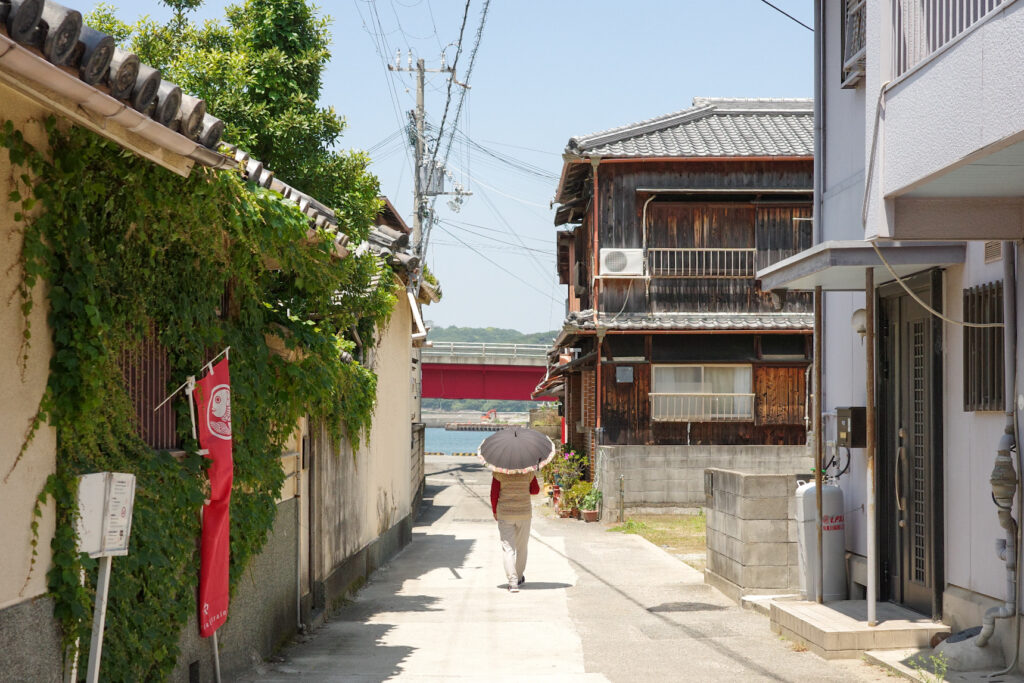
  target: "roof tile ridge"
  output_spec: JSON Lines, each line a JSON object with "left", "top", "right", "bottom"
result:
{"left": 567, "top": 102, "right": 717, "bottom": 155}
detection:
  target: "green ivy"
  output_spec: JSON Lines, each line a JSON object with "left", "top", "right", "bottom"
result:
{"left": 3, "top": 118, "right": 395, "bottom": 680}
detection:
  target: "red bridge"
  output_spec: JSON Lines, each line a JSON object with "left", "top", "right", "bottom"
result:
{"left": 420, "top": 342, "right": 553, "bottom": 401}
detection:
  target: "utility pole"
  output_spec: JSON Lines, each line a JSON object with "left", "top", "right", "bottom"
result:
{"left": 388, "top": 51, "right": 471, "bottom": 264}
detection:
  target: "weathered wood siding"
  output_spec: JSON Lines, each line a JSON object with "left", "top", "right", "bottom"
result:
{"left": 754, "top": 364, "right": 807, "bottom": 425}
{"left": 594, "top": 333, "right": 809, "bottom": 446}
{"left": 590, "top": 160, "right": 813, "bottom": 316}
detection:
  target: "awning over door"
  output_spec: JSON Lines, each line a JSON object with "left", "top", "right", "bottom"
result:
{"left": 757, "top": 240, "right": 966, "bottom": 292}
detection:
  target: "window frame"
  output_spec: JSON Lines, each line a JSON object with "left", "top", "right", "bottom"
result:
{"left": 649, "top": 363, "right": 754, "bottom": 422}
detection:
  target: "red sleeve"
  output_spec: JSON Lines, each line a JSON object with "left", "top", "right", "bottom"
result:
{"left": 490, "top": 477, "right": 500, "bottom": 515}
{"left": 530, "top": 476, "right": 540, "bottom": 495}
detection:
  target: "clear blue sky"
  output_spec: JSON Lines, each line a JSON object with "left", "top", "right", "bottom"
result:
{"left": 120, "top": 1, "right": 814, "bottom": 335}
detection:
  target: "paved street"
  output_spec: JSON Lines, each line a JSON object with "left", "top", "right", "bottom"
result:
{"left": 240, "top": 455, "right": 890, "bottom": 682}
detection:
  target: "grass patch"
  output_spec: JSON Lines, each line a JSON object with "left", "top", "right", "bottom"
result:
{"left": 609, "top": 513, "right": 707, "bottom": 570}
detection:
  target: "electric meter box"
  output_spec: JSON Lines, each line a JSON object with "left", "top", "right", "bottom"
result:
{"left": 836, "top": 407, "right": 866, "bottom": 448}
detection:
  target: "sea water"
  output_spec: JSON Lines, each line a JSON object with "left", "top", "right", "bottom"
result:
{"left": 424, "top": 427, "right": 496, "bottom": 455}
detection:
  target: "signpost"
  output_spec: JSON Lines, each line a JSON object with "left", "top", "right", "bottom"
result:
{"left": 77, "top": 472, "right": 137, "bottom": 683}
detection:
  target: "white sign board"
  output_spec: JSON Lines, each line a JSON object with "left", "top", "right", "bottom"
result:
{"left": 76, "top": 472, "right": 136, "bottom": 558}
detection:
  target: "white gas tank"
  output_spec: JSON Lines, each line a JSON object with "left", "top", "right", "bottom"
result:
{"left": 795, "top": 480, "right": 847, "bottom": 602}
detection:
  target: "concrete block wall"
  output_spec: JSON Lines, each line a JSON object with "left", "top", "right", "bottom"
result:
{"left": 596, "top": 444, "right": 811, "bottom": 514}
{"left": 704, "top": 468, "right": 806, "bottom": 602}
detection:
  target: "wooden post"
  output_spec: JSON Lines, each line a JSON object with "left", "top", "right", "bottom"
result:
{"left": 814, "top": 286, "right": 824, "bottom": 603}
{"left": 865, "top": 267, "right": 877, "bottom": 626}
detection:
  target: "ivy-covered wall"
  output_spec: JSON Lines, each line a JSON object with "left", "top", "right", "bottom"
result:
{"left": 0, "top": 96, "right": 396, "bottom": 680}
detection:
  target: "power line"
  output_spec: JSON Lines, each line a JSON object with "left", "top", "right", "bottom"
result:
{"left": 756, "top": 0, "right": 813, "bottom": 32}
{"left": 429, "top": 0, "right": 471, "bottom": 171}
{"left": 444, "top": 218, "right": 550, "bottom": 244}
{"left": 439, "top": 0, "right": 490, "bottom": 171}
{"left": 433, "top": 223, "right": 561, "bottom": 303}
{"left": 438, "top": 220, "right": 555, "bottom": 254}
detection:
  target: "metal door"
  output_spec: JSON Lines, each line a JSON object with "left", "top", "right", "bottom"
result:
{"left": 878, "top": 272, "right": 944, "bottom": 618}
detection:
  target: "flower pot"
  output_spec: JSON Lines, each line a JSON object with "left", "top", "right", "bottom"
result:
{"left": 582, "top": 509, "right": 598, "bottom": 523}
{"left": 572, "top": 507, "right": 580, "bottom": 519}
{"left": 558, "top": 507, "right": 574, "bottom": 519}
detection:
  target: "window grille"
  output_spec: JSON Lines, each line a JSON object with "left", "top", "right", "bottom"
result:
{"left": 963, "top": 281, "right": 1004, "bottom": 412}
{"left": 119, "top": 327, "right": 180, "bottom": 450}
{"left": 650, "top": 364, "right": 754, "bottom": 422}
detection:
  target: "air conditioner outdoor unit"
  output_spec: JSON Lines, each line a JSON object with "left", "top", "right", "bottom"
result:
{"left": 599, "top": 248, "right": 645, "bottom": 276}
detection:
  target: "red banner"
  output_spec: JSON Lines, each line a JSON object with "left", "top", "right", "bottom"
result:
{"left": 194, "top": 358, "right": 233, "bottom": 638}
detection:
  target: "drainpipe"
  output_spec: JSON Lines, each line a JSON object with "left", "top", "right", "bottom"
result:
{"left": 978, "top": 241, "right": 1019, "bottom": 649}
{"left": 590, "top": 157, "right": 602, "bottom": 467}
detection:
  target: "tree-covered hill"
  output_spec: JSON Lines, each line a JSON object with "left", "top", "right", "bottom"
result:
{"left": 426, "top": 325, "right": 559, "bottom": 344}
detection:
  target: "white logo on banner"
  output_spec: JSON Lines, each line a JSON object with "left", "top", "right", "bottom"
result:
{"left": 207, "top": 384, "right": 232, "bottom": 440}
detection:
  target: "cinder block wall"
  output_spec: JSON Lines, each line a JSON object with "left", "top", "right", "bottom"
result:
{"left": 704, "top": 468, "right": 806, "bottom": 603}
{"left": 596, "top": 445, "right": 811, "bottom": 515}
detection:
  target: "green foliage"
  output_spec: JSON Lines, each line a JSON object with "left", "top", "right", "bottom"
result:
{"left": 609, "top": 519, "right": 652, "bottom": 534}
{"left": 541, "top": 445, "right": 585, "bottom": 490}
{"left": 562, "top": 481, "right": 593, "bottom": 510}
{"left": 88, "top": 0, "right": 379, "bottom": 242}
{"left": 580, "top": 487, "right": 602, "bottom": 511}
{"left": 909, "top": 651, "right": 948, "bottom": 683}
{"left": 427, "top": 325, "right": 559, "bottom": 344}
{"left": 2, "top": 117, "right": 393, "bottom": 680}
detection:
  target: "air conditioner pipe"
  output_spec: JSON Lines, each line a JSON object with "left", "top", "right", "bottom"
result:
{"left": 978, "top": 241, "right": 1020, "bottom": 651}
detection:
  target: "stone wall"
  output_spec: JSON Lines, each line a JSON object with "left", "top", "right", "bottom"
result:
{"left": 595, "top": 444, "right": 811, "bottom": 516}
{"left": 704, "top": 468, "right": 805, "bottom": 603}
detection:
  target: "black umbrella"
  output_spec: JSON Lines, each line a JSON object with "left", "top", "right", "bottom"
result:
{"left": 477, "top": 427, "right": 556, "bottom": 474}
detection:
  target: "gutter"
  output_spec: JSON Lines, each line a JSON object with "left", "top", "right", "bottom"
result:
{"left": 0, "top": 33, "right": 235, "bottom": 177}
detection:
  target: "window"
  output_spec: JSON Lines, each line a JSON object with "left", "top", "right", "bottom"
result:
{"left": 963, "top": 282, "right": 1004, "bottom": 412}
{"left": 841, "top": 0, "right": 866, "bottom": 88}
{"left": 650, "top": 365, "right": 753, "bottom": 422}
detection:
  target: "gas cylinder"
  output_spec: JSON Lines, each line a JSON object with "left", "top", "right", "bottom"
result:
{"left": 795, "top": 480, "right": 847, "bottom": 602}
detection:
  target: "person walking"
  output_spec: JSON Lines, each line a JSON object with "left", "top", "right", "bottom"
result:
{"left": 490, "top": 471, "right": 540, "bottom": 592}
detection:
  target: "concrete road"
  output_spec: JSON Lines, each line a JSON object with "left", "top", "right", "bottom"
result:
{"left": 239, "top": 455, "right": 890, "bottom": 682}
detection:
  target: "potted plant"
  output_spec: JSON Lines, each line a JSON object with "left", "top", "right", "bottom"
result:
{"left": 564, "top": 481, "right": 592, "bottom": 519}
{"left": 580, "top": 488, "right": 602, "bottom": 522}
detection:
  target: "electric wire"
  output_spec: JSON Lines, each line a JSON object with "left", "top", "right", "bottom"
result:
{"left": 474, "top": 183, "right": 552, "bottom": 283}
{"left": 433, "top": 223, "right": 561, "bottom": 303}
{"left": 443, "top": 218, "right": 550, "bottom": 243}
{"left": 437, "top": 219, "right": 555, "bottom": 254}
{"left": 756, "top": 0, "right": 813, "bottom": 32}
{"left": 871, "top": 242, "right": 1004, "bottom": 328}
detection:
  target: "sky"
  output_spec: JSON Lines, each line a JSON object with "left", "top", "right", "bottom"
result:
{"left": 123, "top": 1, "right": 814, "bottom": 334}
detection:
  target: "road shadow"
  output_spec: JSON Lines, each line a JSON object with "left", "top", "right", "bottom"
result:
{"left": 493, "top": 581, "right": 572, "bottom": 591}
{"left": 647, "top": 601, "right": 728, "bottom": 613}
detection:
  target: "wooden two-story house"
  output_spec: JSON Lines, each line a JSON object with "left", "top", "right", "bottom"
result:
{"left": 536, "top": 98, "right": 815, "bottom": 506}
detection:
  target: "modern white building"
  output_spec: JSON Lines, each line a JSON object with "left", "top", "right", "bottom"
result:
{"left": 759, "top": 0, "right": 1024, "bottom": 669}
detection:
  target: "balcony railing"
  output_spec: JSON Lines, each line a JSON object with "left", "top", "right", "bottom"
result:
{"left": 422, "top": 342, "right": 549, "bottom": 359}
{"left": 892, "top": 0, "right": 1006, "bottom": 78}
{"left": 647, "top": 248, "right": 756, "bottom": 279}
{"left": 649, "top": 393, "right": 755, "bottom": 422}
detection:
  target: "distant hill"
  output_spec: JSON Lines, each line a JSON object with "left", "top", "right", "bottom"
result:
{"left": 426, "top": 325, "right": 559, "bottom": 345}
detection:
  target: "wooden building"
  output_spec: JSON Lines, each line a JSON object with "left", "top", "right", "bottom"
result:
{"left": 536, "top": 99, "right": 815, "bottom": 468}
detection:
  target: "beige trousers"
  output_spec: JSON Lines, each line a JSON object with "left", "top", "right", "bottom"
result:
{"left": 497, "top": 517, "right": 531, "bottom": 584}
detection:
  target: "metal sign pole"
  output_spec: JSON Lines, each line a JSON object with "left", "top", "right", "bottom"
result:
{"left": 85, "top": 555, "right": 113, "bottom": 683}
{"left": 212, "top": 631, "right": 222, "bottom": 683}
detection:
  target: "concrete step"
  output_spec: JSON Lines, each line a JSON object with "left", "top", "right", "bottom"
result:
{"left": 770, "top": 600, "right": 950, "bottom": 660}
{"left": 741, "top": 593, "right": 799, "bottom": 616}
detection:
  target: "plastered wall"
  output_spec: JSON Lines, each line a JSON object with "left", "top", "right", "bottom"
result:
{"left": 0, "top": 83, "right": 57, "bottom": 609}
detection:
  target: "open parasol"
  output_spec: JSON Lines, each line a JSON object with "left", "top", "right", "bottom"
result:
{"left": 477, "top": 427, "right": 556, "bottom": 474}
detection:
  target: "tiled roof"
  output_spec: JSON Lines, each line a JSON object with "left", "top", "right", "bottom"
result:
{"left": 0, "top": 1, "right": 418, "bottom": 273}
{"left": 563, "top": 310, "right": 814, "bottom": 332}
{"left": 566, "top": 98, "right": 813, "bottom": 159}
